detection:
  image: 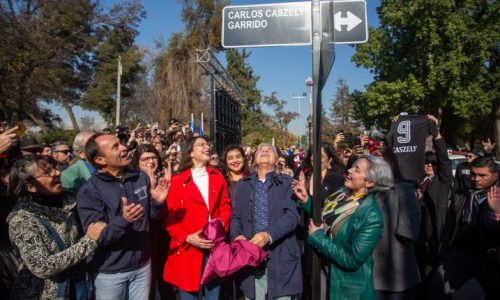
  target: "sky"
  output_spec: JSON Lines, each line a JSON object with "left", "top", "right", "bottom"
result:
{"left": 55, "top": 0, "right": 381, "bottom": 135}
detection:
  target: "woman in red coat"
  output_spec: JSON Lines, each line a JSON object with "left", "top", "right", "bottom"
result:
{"left": 163, "top": 136, "right": 232, "bottom": 299}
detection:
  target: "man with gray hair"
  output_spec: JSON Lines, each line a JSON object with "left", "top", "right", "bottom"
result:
{"left": 61, "top": 131, "right": 94, "bottom": 193}
{"left": 51, "top": 141, "right": 72, "bottom": 170}
{"left": 230, "top": 143, "right": 302, "bottom": 299}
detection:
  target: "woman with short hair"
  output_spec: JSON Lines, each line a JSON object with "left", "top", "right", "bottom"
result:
{"left": 293, "top": 155, "right": 392, "bottom": 299}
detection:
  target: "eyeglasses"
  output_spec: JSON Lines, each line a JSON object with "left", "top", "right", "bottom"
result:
{"left": 194, "top": 142, "right": 212, "bottom": 149}
{"left": 466, "top": 155, "right": 476, "bottom": 159}
{"left": 54, "top": 150, "right": 71, "bottom": 155}
{"left": 140, "top": 156, "right": 158, "bottom": 162}
{"left": 35, "top": 167, "right": 60, "bottom": 178}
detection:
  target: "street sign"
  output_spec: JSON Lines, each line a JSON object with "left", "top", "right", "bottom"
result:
{"left": 222, "top": 1, "right": 368, "bottom": 48}
{"left": 222, "top": 2, "right": 312, "bottom": 48}
{"left": 325, "top": 0, "right": 367, "bottom": 44}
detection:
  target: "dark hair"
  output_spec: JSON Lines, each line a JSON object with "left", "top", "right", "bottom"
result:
{"left": 470, "top": 156, "right": 497, "bottom": 173}
{"left": 130, "top": 144, "right": 162, "bottom": 171}
{"left": 8, "top": 156, "right": 57, "bottom": 198}
{"left": 304, "top": 142, "right": 345, "bottom": 173}
{"left": 424, "top": 151, "right": 437, "bottom": 164}
{"left": 277, "top": 152, "right": 287, "bottom": 160}
{"left": 85, "top": 133, "right": 107, "bottom": 169}
{"left": 221, "top": 144, "right": 249, "bottom": 180}
{"left": 177, "top": 136, "right": 209, "bottom": 173}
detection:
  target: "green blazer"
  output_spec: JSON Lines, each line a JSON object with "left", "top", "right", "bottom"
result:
{"left": 306, "top": 193, "right": 383, "bottom": 300}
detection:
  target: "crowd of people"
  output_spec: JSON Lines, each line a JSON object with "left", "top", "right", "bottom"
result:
{"left": 0, "top": 114, "right": 499, "bottom": 300}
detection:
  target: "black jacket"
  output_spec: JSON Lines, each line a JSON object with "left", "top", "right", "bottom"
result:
{"left": 442, "top": 184, "right": 500, "bottom": 260}
{"left": 420, "top": 138, "right": 453, "bottom": 243}
{"left": 77, "top": 168, "right": 164, "bottom": 273}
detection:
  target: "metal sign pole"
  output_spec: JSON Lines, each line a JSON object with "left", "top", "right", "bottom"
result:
{"left": 311, "top": 0, "right": 336, "bottom": 299}
{"left": 311, "top": 2, "right": 322, "bottom": 299}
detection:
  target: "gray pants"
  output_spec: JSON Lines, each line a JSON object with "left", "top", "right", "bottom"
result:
{"left": 245, "top": 268, "right": 294, "bottom": 300}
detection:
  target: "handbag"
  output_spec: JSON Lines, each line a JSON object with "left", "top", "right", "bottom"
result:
{"left": 39, "top": 218, "right": 90, "bottom": 300}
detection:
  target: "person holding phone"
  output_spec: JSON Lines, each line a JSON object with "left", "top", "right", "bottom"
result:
{"left": 0, "top": 127, "right": 19, "bottom": 154}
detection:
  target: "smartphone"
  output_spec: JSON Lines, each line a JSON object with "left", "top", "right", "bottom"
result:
{"left": 10, "top": 113, "right": 26, "bottom": 137}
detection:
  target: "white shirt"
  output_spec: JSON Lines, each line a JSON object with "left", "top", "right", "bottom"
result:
{"left": 191, "top": 167, "right": 209, "bottom": 210}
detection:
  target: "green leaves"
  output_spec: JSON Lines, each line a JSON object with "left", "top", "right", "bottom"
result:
{"left": 352, "top": 0, "right": 499, "bottom": 144}
{"left": 0, "top": 0, "right": 146, "bottom": 130}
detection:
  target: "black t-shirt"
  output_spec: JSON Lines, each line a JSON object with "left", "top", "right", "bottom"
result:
{"left": 386, "top": 115, "right": 438, "bottom": 181}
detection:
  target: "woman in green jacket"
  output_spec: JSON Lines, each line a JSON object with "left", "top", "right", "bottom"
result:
{"left": 293, "top": 155, "right": 393, "bottom": 300}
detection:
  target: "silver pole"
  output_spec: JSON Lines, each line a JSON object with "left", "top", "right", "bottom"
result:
{"left": 292, "top": 94, "right": 307, "bottom": 148}
{"left": 115, "top": 56, "right": 122, "bottom": 127}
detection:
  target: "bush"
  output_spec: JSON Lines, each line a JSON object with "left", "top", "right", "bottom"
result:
{"left": 35, "top": 130, "right": 78, "bottom": 146}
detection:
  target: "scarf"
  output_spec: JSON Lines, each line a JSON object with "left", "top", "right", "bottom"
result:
{"left": 321, "top": 188, "right": 365, "bottom": 233}
{"left": 461, "top": 188, "right": 489, "bottom": 225}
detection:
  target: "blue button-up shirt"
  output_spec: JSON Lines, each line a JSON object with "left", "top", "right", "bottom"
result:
{"left": 253, "top": 172, "right": 273, "bottom": 233}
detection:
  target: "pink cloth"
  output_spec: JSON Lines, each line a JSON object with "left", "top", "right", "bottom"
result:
{"left": 200, "top": 219, "right": 268, "bottom": 285}
{"left": 200, "top": 218, "right": 225, "bottom": 243}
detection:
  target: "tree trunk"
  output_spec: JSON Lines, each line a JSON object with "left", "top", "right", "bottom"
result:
{"left": 26, "top": 112, "right": 49, "bottom": 133}
{"left": 495, "top": 102, "right": 500, "bottom": 160}
{"left": 63, "top": 102, "right": 80, "bottom": 131}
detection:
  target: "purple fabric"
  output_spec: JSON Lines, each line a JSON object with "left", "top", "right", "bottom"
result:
{"left": 201, "top": 240, "right": 268, "bottom": 285}
{"left": 200, "top": 218, "right": 225, "bottom": 243}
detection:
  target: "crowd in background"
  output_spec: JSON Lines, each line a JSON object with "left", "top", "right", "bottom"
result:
{"left": 0, "top": 114, "right": 499, "bottom": 300}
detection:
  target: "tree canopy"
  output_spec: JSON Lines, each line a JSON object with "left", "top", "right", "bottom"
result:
{"left": 0, "top": 0, "right": 146, "bottom": 130}
{"left": 352, "top": 0, "right": 499, "bottom": 146}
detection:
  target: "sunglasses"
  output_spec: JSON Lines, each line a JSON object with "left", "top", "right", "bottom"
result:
{"left": 54, "top": 150, "right": 71, "bottom": 155}
{"left": 466, "top": 155, "right": 476, "bottom": 159}
{"left": 425, "top": 160, "right": 437, "bottom": 165}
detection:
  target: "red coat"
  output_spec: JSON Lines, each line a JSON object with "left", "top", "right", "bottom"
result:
{"left": 163, "top": 167, "right": 232, "bottom": 292}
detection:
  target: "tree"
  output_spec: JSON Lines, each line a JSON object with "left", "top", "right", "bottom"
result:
{"left": 225, "top": 48, "right": 269, "bottom": 137}
{"left": 0, "top": 0, "right": 97, "bottom": 131}
{"left": 81, "top": 0, "right": 146, "bottom": 125}
{"left": 330, "top": 78, "right": 361, "bottom": 134}
{"left": 263, "top": 92, "right": 299, "bottom": 147}
{"left": 352, "top": 0, "right": 499, "bottom": 148}
{"left": 0, "top": 0, "right": 147, "bottom": 130}
{"left": 79, "top": 115, "right": 97, "bottom": 132}
{"left": 321, "top": 107, "right": 336, "bottom": 146}
{"left": 152, "top": 0, "right": 228, "bottom": 127}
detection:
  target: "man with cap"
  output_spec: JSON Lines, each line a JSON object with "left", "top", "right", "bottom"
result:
{"left": 18, "top": 136, "right": 44, "bottom": 156}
